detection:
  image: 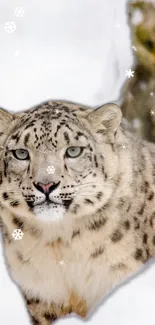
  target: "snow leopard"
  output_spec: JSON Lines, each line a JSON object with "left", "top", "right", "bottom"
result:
{"left": 0, "top": 100, "right": 155, "bottom": 324}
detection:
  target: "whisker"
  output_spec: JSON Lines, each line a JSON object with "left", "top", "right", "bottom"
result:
{"left": 74, "top": 181, "right": 103, "bottom": 188}
{"left": 73, "top": 191, "right": 97, "bottom": 197}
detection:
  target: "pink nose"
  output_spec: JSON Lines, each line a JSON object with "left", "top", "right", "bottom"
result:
{"left": 37, "top": 182, "right": 54, "bottom": 194}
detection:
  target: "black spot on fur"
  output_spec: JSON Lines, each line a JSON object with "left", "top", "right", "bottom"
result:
{"left": 88, "top": 217, "right": 107, "bottom": 230}
{"left": 64, "top": 132, "right": 70, "bottom": 144}
{"left": 71, "top": 204, "right": 80, "bottom": 214}
{"left": 94, "top": 155, "right": 98, "bottom": 168}
{"left": 31, "top": 316, "right": 40, "bottom": 325}
{"left": 148, "top": 192, "right": 154, "bottom": 201}
{"left": 143, "top": 233, "right": 148, "bottom": 244}
{"left": 0, "top": 172, "right": 2, "bottom": 185}
{"left": 144, "top": 181, "right": 149, "bottom": 193}
{"left": 25, "top": 297, "right": 40, "bottom": 305}
{"left": 24, "top": 123, "right": 35, "bottom": 130}
{"left": 84, "top": 198, "right": 93, "bottom": 205}
{"left": 91, "top": 246, "right": 104, "bottom": 258}
{"left": 134, "top": 217, "right": 140, "bottom": 230}
{"left": 3, "top": 160, "right": 7, "bottom": 177}
{"left": 137, "top": 204, "right": 145, "bottom": 215}
{"left": 12, "top": 216, "right": 24, "bottom": 230}
{"left": 2, "top": 227, "right": 12, "bottom": 244}
{"left": 24, "top": 133, "right": 30, "bottom": 146}
{"left": 123, "top": 220, "right": 130, "bottom": 230}
{"left": 96, "top": 192, "right": 103, "bottom": 200}
{"left": 10, "top": 200, "right": 20, "bottom": 207}
{"left": 3, "top": 192, "right": 8, "bottom": 200}
{"left": 152, "top": 236, "right": 155, "bottom": 245}
{"left": 54, "top": 124, "right": 61, "bottom": 137}
{"left": 29, "top": 227, "right": 41, "bottom": 237}
{"left": 11, "top": 133, "right": 19, "bottom": 140}
{"left": 75, "top": 131, "right": 86, "bottom": 141}
{"left": 150, "top": 212, "right": 155, "bottom": 227}
{"left": 65, "top": 124, "right": 73, "bottom": 132}
{"left": 145, "top": 248, "right": 150, "bottom": 260}
{"left": 17, "top": 252, "right": 24, "bottom": 262}
{"left": 134, "top": 248, "right": 143, "bottom": 261}
{"left": 111, "top": 143, "right": 115, "bottom": 151}
{"left": 111, "top": 230, "right": 123, "bottom": 242}
{"left": 72, "top": 229, "right": 80, "bottom": 238}
{"left": 64, "top": 164, "right": 68, "bottom": 171}
{"left": 44, "top": 312, "right": 57, "bottom": 321}
{"left": 111, "top": 263, "right": 126, "bottom": 270}
{"left": 126, "top": 203, "right": 131, "bottom": 212}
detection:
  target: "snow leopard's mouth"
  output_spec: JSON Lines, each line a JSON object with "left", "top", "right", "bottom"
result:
{"left": 26, "top": 198, "right": 73, "bottom": 210}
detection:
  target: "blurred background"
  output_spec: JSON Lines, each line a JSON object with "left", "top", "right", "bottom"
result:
{"left": 0, "top": 0, "right": 132, "bottom": 111}
{"left": 1, "top": 1, "right": 155, "bottom": 325}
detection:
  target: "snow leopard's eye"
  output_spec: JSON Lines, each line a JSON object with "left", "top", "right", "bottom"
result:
{"left": 65, "top": 146, "right": 84, "bottom": 158}
{"left": 12, "top": 149, "right": 29, "bottom": 160}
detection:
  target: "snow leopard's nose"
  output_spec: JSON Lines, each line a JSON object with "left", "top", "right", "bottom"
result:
{"left": 33, "top": 181, "right": 60, "bottom": 195}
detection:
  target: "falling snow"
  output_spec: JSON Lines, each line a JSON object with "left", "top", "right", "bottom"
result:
{"left": 121, "top": 144, "right": 128, "bottom": 150}
{"left": 59, "top": 260, "right": 65, "bottom": 266}
{"left": 126, "top": 69, "right": 134, "bottom": 79}
{"left": 12, "top": 229, "right": 24, "bottom": 240}
{"left": 14, "top": 7, "right": 25, "bottom": 17}
{"left": 46, "top": 165, "right": 55, "bottom": 174}
{"left": 4, "top": 21, "right": 16, "bottom": 33}
{"left": 150, "top": 92, "right": 154, "bottom": 97}
{"left": 132, "top": 45, "right": 137, "bottom": 51}
{"left": 150, "top": 110, "right": 155, "bottom": 116}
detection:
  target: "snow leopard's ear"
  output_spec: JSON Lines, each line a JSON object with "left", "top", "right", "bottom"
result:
{"left": 0, "top": 108, "right": 17, "bottom": 149}
{"left": 86, "top": 103, "right": 122, "bottom": 135}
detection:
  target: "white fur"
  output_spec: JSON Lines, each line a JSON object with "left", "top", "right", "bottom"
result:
{"left": 33, "top": 202, "right": 66, "bottom": 222}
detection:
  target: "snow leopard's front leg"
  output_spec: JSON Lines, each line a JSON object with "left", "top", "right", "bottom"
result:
{"left": 24, "top": 295, "right": 72, "bottom": 325}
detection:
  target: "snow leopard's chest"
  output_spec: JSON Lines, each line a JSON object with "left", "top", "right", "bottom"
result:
{"left": 5, "top": 224, "right": 137, "bottom": 311}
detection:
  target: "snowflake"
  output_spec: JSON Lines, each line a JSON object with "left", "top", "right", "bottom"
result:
{"left": 150, "top": 92, "right": 154, "bottom": 97}
{"left": 121, "top": 144, "right": 128, "bottom": 150}
{"left": 59, "top": 260, "right": 65, "bottom": 266}
{"left": 14, "top": 7, "right": 25, "bottom": 17}
{"left": 150, "top": 110, "right": 155, "bottom": 116}
{"left": 114, "top": 23, "right": 120, "bottom": 29}
{"left": 126, "top": 69, "right": 134, "bottom": 79}
{"left": 55, "top": 109, "right": 60, "bottom": 114}
{"left": 12, "top": 229, "right": 24, "bottom": 240}
{"left": 132, "top": 45, "right": 137, "bottom": 51}
{"left": 4, "top": 21, "right": 16, "bottom": 33}
{"left": 46, "top": 165, "right": 55, "bottom": 174}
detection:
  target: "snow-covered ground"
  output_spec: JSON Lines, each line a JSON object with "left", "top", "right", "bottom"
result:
{"left": 0, "top": 0, "right": 155, "bottom": 324}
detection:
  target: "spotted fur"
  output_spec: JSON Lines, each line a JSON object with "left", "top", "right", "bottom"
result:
{"left": 0, "top": 100, "right": 155, "bottom": 324}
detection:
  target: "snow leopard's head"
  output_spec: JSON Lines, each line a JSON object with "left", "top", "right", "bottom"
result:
{"left": 0, "top": 101, "right": 122, "bottom": 229}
